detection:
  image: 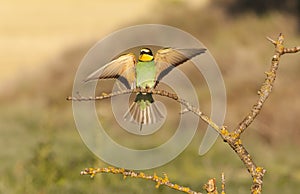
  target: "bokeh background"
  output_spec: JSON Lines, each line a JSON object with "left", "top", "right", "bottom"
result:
{"left": 1, "top": 0, "right": 300, "bottom": 193}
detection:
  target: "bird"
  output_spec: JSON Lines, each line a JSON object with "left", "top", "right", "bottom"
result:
{"left": 85, "top": 47, "right": 206, "bottom": 130}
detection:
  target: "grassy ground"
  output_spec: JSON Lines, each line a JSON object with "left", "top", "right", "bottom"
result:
{"left": 1, "top": 1, "right": 300, "bottom": 193}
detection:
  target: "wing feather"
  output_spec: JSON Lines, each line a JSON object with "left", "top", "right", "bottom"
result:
{"left": 154, "top": 48, "right": 206, "bottom": 86}
{"left": 84, "top": 53, "right": 136, "bottom": 88}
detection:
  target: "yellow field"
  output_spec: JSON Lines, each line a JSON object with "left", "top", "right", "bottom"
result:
{"left": 0, "top": 0, "right": 154, "bottom": 90}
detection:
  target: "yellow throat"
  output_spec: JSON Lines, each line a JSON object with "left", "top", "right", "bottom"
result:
{"left": 139, "top": 53, "right": 153, "bottom": 62}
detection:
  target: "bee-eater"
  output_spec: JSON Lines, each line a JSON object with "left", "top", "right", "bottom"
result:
{"left": 85, "top": 47, "right": 206, "bottom": 130}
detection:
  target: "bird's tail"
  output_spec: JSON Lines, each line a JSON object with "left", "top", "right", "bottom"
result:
{"left": 123, "top": 93, "right": 164, "bottom": 130}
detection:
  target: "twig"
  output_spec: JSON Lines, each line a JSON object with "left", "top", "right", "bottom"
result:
{"left": 67, "top": 88, "right": 226, "bottom": 134}
{"left": 80, "top": 167, "right": 202, "bottom": 194}
{"left": 66, "top": 89, "right": 133, "bottom": 101}
{"left": 221, "top": 173, "right": 225, "bottom": 194}
{"left": 203, "top": 178, "right": 217, "bottom": 194}
{"left": 235, "top": 33, "right": 284, "bottom": 136}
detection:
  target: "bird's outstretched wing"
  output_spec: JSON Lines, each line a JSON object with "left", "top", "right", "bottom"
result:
{"left": 154, "top": 48, "right": 206, "bottom": 86}
{"left": 85, "top": 53, "right": 136, "bottom": 89}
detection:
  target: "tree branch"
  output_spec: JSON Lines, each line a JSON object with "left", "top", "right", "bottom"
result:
{"left": 66, "top": 89, "right": 133, "bottom": 101}
{"left": 80, "top": 167, "right": 202, "bottom": 194}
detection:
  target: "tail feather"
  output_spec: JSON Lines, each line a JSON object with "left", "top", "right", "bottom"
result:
{"left": 123, "top": 96, "right": 164, "bottom": 130}
{"left": 152, "top": 102, "right": 164, "bottom": 119}
{"left": 148, "top": 105, "right": 154, "bottom": 124}
{"left": 125, "top": 102, "right": 138, "bottom": 122}
{"left": 145, "top": 106, "right": 150, "bottom": 124}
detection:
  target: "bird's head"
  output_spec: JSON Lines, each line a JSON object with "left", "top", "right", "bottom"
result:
{"left": 139, "top": 48, "right": 154, "bottom": 62}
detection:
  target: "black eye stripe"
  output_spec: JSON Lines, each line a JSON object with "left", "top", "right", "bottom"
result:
{"left": 140, "top": 48, "right": 153, "bottom": 56}
{"left": 141, "top": 51, "right": 149, "bottom": 54}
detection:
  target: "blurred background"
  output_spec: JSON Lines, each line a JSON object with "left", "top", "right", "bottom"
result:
{"left": 1, "top": 0, "right": 300, "bottom": 193}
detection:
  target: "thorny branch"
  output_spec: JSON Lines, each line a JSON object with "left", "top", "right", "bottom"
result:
{"left": 79, "top": 166, "right": 222, "bottom": 194}
{"left": 81, "top": 167, "right": 202, "bottom": 194}
{"left": 67, "top": 34, "right": 299, "bottom": 194}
